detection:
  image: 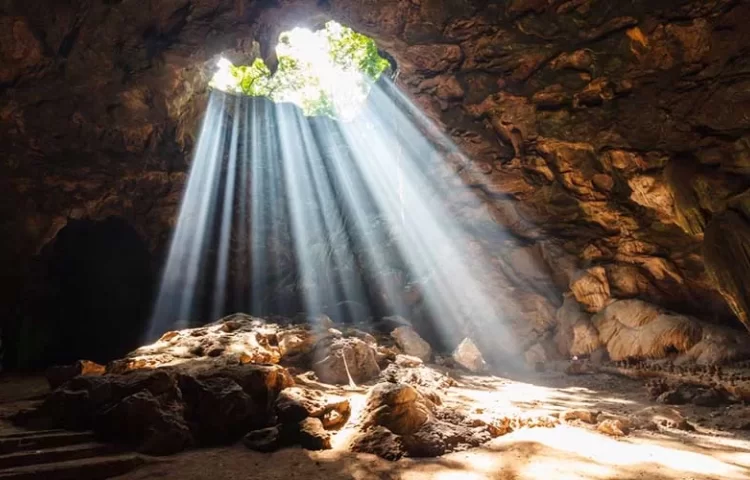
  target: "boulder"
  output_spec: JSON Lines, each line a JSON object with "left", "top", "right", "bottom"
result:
{"left": 391, "top": 326, "right": 432, "bottom": 361}
{"left": 312, "top": 337, "right": 380, "bottom": 385}
{"left": 46, "top": 360, "right": 106, "bottom": 390}
{"left": 349, "top": 425, "right": 406, "bottom": 460}
{"left": 36, "top": 362, "right": 293, "bottom": 454}
{"left": 452, "top": 338, "right": 487, "bottom": 373}
{"left": 361, "top": 383, "right": 433, "bottom": 435}
{"left": 296, "top": 417, "right": 332, "bottom": 450}
{"left": 178, "top": 375, "right": 256, "bottom": 443}
{"left": 401, "top": 418, "right": 489, "bottom": 457}
{"left": 95, "top": 390, "right": 192, "bottom": 455}
{"left": 275, "top": 386, "right": 350, "bottom": 428}
{"left": 354, "top": 382, "right": 489, "bottom": 458}
{"left": 108, "top": 313, "right": 282, "bottom": 374}
{"left": 592, "top": 299, "right": 702, "bottom": 361}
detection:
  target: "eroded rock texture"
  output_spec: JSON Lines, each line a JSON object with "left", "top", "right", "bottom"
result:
{"left": 3, "top": 0, "right": 750, "bottom": 366}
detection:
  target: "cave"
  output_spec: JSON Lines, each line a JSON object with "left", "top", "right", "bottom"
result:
{"left": 16, "top": 217, "right": 155, "bottom": 370}
{"left": 3, "top": 1, "right": 750, "bottom": 479}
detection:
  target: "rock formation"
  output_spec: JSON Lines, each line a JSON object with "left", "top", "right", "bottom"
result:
{"left": 4, "top": 0, "right": 750, "bottom": 367}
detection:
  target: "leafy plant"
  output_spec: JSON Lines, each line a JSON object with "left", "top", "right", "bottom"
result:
{"left": 212, "top": 21, "right": 389, "bottom": 118}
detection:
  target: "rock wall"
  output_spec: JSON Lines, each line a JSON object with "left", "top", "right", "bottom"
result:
{"left": 3, "top": 0, "right": 750, "bottom": 365}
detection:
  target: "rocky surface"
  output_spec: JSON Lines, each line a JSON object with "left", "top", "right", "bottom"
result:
{"left": 11, "top": 314, "right": 750, "bottom": 471}
{"left": 4, "top": 0, "right": 750, "bottom": 368}
{"left": 350, "top": 382, "right": 491, "bottom": 459}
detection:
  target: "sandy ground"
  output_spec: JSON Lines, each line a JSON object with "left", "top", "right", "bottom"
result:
{"left": 117, "top": 367, "right": 750, "bottom": 480}
{"left": 3, "top": 368, "right": 750, "bottom": 479}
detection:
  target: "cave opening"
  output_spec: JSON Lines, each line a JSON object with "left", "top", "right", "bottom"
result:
{"left": 13, "top": 217, "right": 155, "bottom": 369}
{"left": 209, "top": 21, "right": 392, "bottom": 120}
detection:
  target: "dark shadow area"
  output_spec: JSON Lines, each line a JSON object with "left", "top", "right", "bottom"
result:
{"left": 5, "top": 217, "right": 155, "bottom": 370}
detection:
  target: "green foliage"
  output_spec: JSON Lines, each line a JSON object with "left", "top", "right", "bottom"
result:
{"left": 323, "top": 22, "right": 390, "bottom": 80}
{"left": 230, "top": 58, "right": 273, "bottom": 96}
{"left": 214, "top": 21, "right": 389, "bottom": 118}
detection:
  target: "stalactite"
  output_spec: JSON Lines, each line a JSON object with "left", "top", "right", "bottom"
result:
{"left": 663, "top": 156, "right": 707, "bottom": 236}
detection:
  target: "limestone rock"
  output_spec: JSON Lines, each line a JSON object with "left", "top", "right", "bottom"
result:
{"left": 313, "top": 336, "right": 381, "bottom": 385}
{"left": 391, "top": 326, "right": 432, "bottom": 361}
{"left": 592, "top": 299, "right": 703, "bottom": 361}
{"left": 362, "top": 383, "right": 432, "bottom": 435}
{"left": 350, "top": 425, "right": 406, "bottom": 460}
{"left": 554, "top": 295, "right": 602, "bottom": 357}
{"left": 275, "top": 386, "right": 350, "bottom": 428}
{"left": 570, "top": 267, "right": 611, "bottom": 313}
{"left": 452, "top": 338, "right": 487, "bottom": 373}
{"left": 36, "top": 362, "right": 292, "bottom": 454}
{"left": 632, "top": 406, "right": 693, "bottom": 431}
{"left": 108, "top": 314, "right": 282, "bottom": 373}
{"left": 394, "top": 354, "right": 424, "bottom": 368}
{"left": 243, "top": 426, "right": 284, "bottom": 453}
{"left": 353, "top": 382, "right": 489, "bottom": 459}
{"left": 7, "top": 0, "right": 750, "bottom": 377}
{"left": 95, "top": 390, "right": 192, "bottom": 455}
{"left": 401, "top": 418, "right": 489, "bottom": 457}
{"left": 561, "top": 409, "right": 599, "bottom": 424}
{"left": 178, "top": 375, "right": 256, "bottom": 443}
{"left": 597, "top": 418, "right": 629, "bottom": 437}
{"left": 296, "top": 417, "right": 332, "bottom": 450}
{"left": 657, "top": 389, "right": 690, "bottom": 406}
{"left": 46, "top": 360, "right": 106, "bottom": 390}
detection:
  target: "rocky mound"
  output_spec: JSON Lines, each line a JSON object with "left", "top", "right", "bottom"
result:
{"left": 22, "top": 313, "right": 499, "bottom": 458}
{"left": 36, "top": 363, "right": 293, "bottom": 454}
{"left": 349, "top": 382, "right": 491, "bottom": 459}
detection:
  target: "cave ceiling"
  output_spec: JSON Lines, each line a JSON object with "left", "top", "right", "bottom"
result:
{"left": 2, "top": 0, "right": 750, "bottom": 334}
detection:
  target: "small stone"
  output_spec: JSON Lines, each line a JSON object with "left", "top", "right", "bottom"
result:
{"left": 297, "top": 417, "right": 332, "bottom": 450}
{"left": 632, "top": 406, "right": 693, "bottom": 431}
{"left": 561, "top": 409, "right": 599, "bottom": 424}
{"left": 657, "top": 389, "right": 689, "bottom": 405}
{"left": 395, "top": 354, "right": 424, "bottom": 368}
{"left": 597, "top": 419, "right": 629, "bottom": 436}
{"left": 452, "top": 338, "right": 487, "bottom": 373}
{"left": 243, "top": 426, "right": 283, "bottom": 453}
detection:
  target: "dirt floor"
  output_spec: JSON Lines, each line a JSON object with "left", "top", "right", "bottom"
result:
{"left": 3, "top": 367, "right": 750, "bottom": 480}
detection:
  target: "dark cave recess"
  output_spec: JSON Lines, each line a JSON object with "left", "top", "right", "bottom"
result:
{"left": 10, "top": 217, "right": 155, "bottom": 370}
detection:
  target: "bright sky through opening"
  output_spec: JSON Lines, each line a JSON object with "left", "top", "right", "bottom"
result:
{"left": 210, "top": 22, "right": 387, "bottom": 120}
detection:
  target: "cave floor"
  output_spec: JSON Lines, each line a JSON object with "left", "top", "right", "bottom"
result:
{"left": 122, "top": 368, "right": 750, "bottom": 480}
{"left": 3, "top": 368, "right": 750, "bottom": 480}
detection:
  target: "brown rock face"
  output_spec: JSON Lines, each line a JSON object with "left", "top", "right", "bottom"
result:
{"left": 34, "top": 362, "right": 293, "bottom": 454}
{"left": 313, "top": 336, "right": 381, "bottom": 385}
{"left": 352, "top": 382, "right": 491, "bottom": 459}
{"left": 3, "top": 0, "right": 750, "bottom": 366}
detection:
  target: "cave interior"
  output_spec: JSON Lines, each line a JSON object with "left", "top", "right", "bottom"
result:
{"left": 3, "top": 1, "right": 750, "bottom": 479}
